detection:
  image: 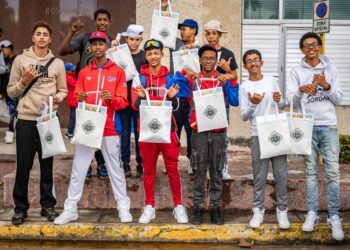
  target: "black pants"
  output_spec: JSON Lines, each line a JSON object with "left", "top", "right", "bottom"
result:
{"left": 13, "top": 119, "right": 56, "bottom": 213}
{"left": 173, "top": 97, "right": 192, "bottom": 159}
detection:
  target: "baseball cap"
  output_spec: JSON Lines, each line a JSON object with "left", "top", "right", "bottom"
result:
{"left": 121, "top": 24, "right": 144, "bottom": 38}
{"left": 204, "top": 20, "right": 228, "bottom": 33}
{"left": 178, "top": 19, "right": 199, "bottom": 35}
{"left": 143, "top": 39, "right": 163, "bottom": 51}
{"left": 89, "top": 31, "right": 108, "bottom": 43}
{"left": 0, "top": 40, "right": 12, "bottom": 48}
{"left": 64, "top": 62, "right": 76, "bottom": 72}
{"left": 198, "top": 44, "right": 217, "bottom": 58}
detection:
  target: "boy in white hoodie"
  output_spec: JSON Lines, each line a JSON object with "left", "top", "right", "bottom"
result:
{"left": 240, "top": 49, "right": 290, "bottom": 230}
{"left": 287, "top": 32, "right": 344, "bottom": 241}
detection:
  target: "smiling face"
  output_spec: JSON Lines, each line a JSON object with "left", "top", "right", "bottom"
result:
{"left": 126, "top": 36, "right": 142, "bottom": 52}
{"left": 90, "top": 40, "right": 107, "bottom": 59}
{"left": 145, "top": 48, "right": 163, "bottom": 68}
{"left": 301, "top": 37, "right": 321, "bottom": 60}
{"left": 95, "top": 13, "right": 111, "bottom": 32}
{"left": 205, "top": 30, "right": 221, "bottom": 46}
{"left": 243, "top": 53, "right": 263, "bottom": 75}
{"left": 32, "top": 27, "right": 51, "bottom": 49}
{"left": 200, "top": 50, "right": 217, "bottom": 73}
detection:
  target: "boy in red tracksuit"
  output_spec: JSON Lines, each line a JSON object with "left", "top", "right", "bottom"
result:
{"left": 173, "top": 45, "right": 239, "bottom": 225}
{"left": 64, "top": 62, "right": 77, "bottom": 139}
{"left": 134, "top": 39, "right": 188, "bottom": 224}
{"left": 54, "top": 32, "right": 132, "bottom": 225}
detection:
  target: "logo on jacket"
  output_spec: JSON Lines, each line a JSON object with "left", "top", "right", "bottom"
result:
{"left": 291, "top": 128, "right": 304, "bottom": 142}
{"left": 204, "top": 105, "right": 217, "bottom": 119}
{"left": 268, "top": 131, "right": 282, "bottom": 145}
{"left": 107, "top": 76, "right": 117, "bottom": 82}
{"left": 159, "top": 27, "right": 170, "bottom": 39}
{"left": 82, "top": 120, "right": 95, "bottom": 134}
{"left": 44, "top": 131, "right": 54, "bottom": 144}
{"left": 87, "top": 76, "right": 92, "bottom": 81}
{"left": 148, "top": 119, "right": 162, "bottom": 133}
{"left": 117, "top": 62, "right": 128, "bottom": 70}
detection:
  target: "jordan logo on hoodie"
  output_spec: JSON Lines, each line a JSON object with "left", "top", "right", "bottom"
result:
{"left": 30, "top": 63, "right": 54, "bottom": 86}
{"left": 306, "top": 86, "right": 330, "bottom": 104}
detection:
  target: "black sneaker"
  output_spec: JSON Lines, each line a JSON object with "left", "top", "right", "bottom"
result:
{"left": 41, "top": 207, "right": 59, "bottom": 222}
{"left": 97, "top": 164, "right": 109, "bottom": 180}
{"left": 136, "top": 164, "right": 143, "bottom": 179}
{"left": 210, "top": 205, "right": 224, "bottom": 225}
{"left": 123, "top": 162, "right": 132, "bottom": 178}
{"left": 12, "top": 212, "right": 28, "bottom": 225}
{"left": 85, "top": 166, "right": 93, "bottom": 181}
{"left": 191, "top": 207, "right": 203, "bottom": 225}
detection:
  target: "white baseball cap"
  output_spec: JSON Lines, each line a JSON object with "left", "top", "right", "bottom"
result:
{"left": 121, "top": 24, "right": 144, "bottom": 38}
{"left": 204, "top": 20, "right": 228, "bottom": 33}
{"left": 0, "top": 40, "right": 12, "bottom": 48}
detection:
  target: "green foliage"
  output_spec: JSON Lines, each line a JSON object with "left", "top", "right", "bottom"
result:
{"left": 339, "top": 134, "right": 350, "bottom": 164}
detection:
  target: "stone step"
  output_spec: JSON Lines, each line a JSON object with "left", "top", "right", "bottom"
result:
{"left": 2, "top": 152, "right": 350, "bottom": 211}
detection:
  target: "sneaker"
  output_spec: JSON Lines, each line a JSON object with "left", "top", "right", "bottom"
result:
{"left": 191, "top": 206, "right": 203, "bottom": 225}
{"left": 41, "top": 207, "right": 58, "bottom": 222}
{"left": 85, "top": 166, "right": 92, "bottom": 181}
{"left": 139, "top": 205, "right": 155, "bottom": 224}
{"left": 4, "top": 131, "right": 14, "bottom": 144}
{"left": 11, "top": 212, "right": 28, "bottom": 225}
{"left": 136, "top": 165, "right": 143, "bottom": 179}
{"left": 276, "top": 207, "right": 290, "bottom": 229}
{"left": 210, "top": 205, "right": 224, "bottom": 225}
{"left": 123, "top": 162, "right": 132, "bottom": 178}
{"left": 173, "top": 205, "right": 188, "bottom": 224}
{"left": 221, "top": 163, "right": 231, "bottom": 180}
{"left": 302, "top": 211, "right": 319, "bottom": 232}
{"left": 249, "top": 207, "right": 265, "bottom": 229}
{"left": 188, "top": 163, "right": 194, "bottom": 175}
{"left": 118, "top": 208, "right": 133, "bottom": 223}
{"left": 64, "top": 133, "right": 74, "bottom": 140}
{"left": 54, "top": 210, "right": 78, "bottom": 225}
{"left": 97, "top": 164, "right": 109, "bottom": 180}
{"left": 327, "top": 215, "right": 344, "bottom": 241}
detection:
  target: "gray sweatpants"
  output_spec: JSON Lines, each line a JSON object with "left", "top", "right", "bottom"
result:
{"left": 251, "top": 136, "right": 288, "bottom": 211}
{"left": 191, "top": 130, "right": 226, "bottom": 208}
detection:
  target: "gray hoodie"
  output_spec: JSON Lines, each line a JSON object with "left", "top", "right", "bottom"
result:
{"left": 287, "top": 55, "right": 342, "bottom": 126}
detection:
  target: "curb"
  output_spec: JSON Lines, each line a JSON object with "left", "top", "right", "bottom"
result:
{"left": 0, "top": 222, "right": 349, "bottom": 244}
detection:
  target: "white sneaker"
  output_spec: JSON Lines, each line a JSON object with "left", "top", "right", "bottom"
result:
{"left": 302, "top": 211, "right": 319, "bottom": 232}
{"left": 276, "top": 207, "right": 290, "bottom": 229}
{"left": 206, "top": 171, "right": 210, "bottom": 179}
{"left": 221, "top": 164, "right": 231, "bottom": 180}
{"left": 4, "top": 131, "right": 14, "bottom": 144}
{"left": 187, "top": 164, "right": 194, "bottom": 175}
{"left": 53, "top": 210, "right": 78, "bottom": 225}
{"left": 249, "top": 207, "right": 265, "bottom": 229}
{"left": 173, "top": 205, "right": 188, "bottom": 224}
{"left": 139, "top": 205, "right": 155, "bottom": 224}
{"left": 327, "top": 215, "right": 344, "bottom": 241}
{"left": 118, "top": 208, "right": 133, "bottom": 223}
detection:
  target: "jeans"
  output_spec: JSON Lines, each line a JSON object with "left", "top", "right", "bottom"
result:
{"left": 67, "top": 107, "right": 76, "bottom": 135}
{"left": 5, "top": 96, "right": 18, "bottom": 132}
{"left": 304, "top": 125, "right": 340, "bottom": 217}
{"left": 120, "top": 106, "right": 142, "bottom": 165}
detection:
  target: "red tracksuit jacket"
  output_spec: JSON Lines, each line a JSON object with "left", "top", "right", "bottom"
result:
{"left": 74, "top": 60, "right": 128, "bottom": 136}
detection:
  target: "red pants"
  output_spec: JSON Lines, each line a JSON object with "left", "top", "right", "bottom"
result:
{"left": 139, "top": 132, "right": 182, "bottom": 207}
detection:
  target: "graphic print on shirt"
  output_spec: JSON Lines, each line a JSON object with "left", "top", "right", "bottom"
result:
{"left": 29, "top": 63, "right": 54, "bottom": 86}
{"left": 306, "top": 85, "right": 330, "bottom": 104}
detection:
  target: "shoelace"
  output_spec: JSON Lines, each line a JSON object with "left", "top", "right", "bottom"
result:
{"left": 329, "top": 217, "right": 342, "bottom": 228}
{"left": 305, "top": 213, "right": 319, "bottom": 223}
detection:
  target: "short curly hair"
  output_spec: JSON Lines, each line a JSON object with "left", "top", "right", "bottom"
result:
{"left": 299, "top": 32, "right": 322, "bottom": 49}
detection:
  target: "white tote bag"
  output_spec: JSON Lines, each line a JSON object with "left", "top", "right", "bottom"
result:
{"left": 71, "top": 98, "right": 107, "bottom": 149}
{"left": 36, "top": 96, "right": 66, "bottom": 159}
{"left": 150, "top": 0, "right": 179, "bottom": 49}
{"left": 256, "top": 97, "right": 291, "bottom": 159}
{"left": 287, "top": 95, "right": 314, "bottom": 155}
{"left": 193, "top": 79, "right": 228, "bottom": 132}
{"left": 107, "top": 43, "right": 138, "bottom": 81}
{"left": 172, "top": 48, "right": 200, "bottom": 73}
{"left": 139, "top": 88, "right": 172, "bottom": 143}
{"left": 0, "top": 99, "right": 10, "bottom": 123}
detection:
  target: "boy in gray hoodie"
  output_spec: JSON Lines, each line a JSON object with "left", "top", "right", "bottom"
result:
{"left": 287, "top": 32, "right": 343, "bottom": 241}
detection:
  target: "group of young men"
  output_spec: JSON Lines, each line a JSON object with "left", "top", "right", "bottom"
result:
{"left": 3, "top": 4, "right": 344, "bottom": 241}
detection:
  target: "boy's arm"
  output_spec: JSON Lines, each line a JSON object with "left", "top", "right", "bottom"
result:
{"left": 286, "top": 69, "right": 303, "bottom": 106}
{"left": 324, "top": 66, "right": 343, "bottom": 106}
{"left": 73, "top": 70, "right": 86, "bottom": 106}
{"left": 110, "top": 70, "right": 128, "bottom": 111}
{"left": 53, "top": 60, "right": 68, "bottom": 103}
{"left": 272, "top": 78, "right": 285, "bottom": 109}
{"left": 59, "top": 16, "right": 84, "bottom": 56}
{"left": 239, "top": 86, "right": 256, "bottom": 121}
{"left": 224, "top": 79, "right": 239, "bottom": 107}
{"left": 7, "top": 56, "right": 27, "bottom": 98}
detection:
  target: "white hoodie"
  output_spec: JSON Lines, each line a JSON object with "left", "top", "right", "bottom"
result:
{"left": 240, "top": 74, "right": 285, "bottom": 136}
{"left": 287, "top": 55, "right": 342, "bottom": 126}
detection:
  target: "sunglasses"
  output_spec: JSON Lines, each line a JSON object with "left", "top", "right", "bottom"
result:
{"left": 144, "top": 40, "right": 162, "bottom": 49}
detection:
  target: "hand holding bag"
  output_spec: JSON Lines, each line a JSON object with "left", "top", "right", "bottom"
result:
{"left": 36, "top": 96, "right": 66, "bottom": 159}
{"left": 287, "top": 95, "right": 314, "bottom": 155}
{"left": 71, "top": 95, "right": 107, "bottom": 149}
{"left": 193, "top": 78, "right": 228, "bottom": 132}
{"left": 139, "top": 87, "right": 173, "bottom": 143}
{"left": 256, "top": 96, "right": 291, "bottom": 159}
{"left": 150, "top": 0, "right": 179, "bottom": 49}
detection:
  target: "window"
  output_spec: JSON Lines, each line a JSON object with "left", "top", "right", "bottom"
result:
{"left": 244, "top": 0, "right": 279, "bottom": 19}
{"left": 284, "top": 0, "right": 350, "bottom": 20}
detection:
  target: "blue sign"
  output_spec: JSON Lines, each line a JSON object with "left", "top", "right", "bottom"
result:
{"left": 316, "top": 2, "right": 328, "bottom": 18}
